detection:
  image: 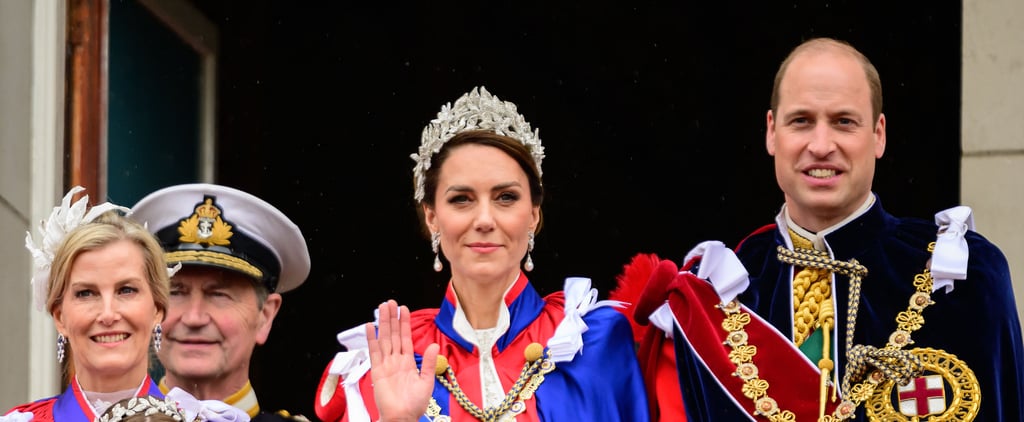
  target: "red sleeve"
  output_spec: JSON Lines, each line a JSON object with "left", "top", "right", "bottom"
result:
{"left": 313, "top": 358, "right": 378, "bottom": 422}
{"left": 313, "top": 359, "right": 347, "bottom": 422}
{"left": 637, "top": 327, "right": 687, "bottom": 422}
{"left": 6, "top": 398, "right": 55, "bottom": 422}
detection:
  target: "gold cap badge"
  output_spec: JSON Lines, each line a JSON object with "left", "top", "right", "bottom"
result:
{"left": 177, "top": 197, "right": 233, "bottom": 246}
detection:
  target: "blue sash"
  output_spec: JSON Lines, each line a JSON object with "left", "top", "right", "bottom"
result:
{"left": 52, "top": 375, "right": 162, "bottom": 422}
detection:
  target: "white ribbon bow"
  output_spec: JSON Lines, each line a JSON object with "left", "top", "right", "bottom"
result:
{"left": 648, "top": 303, "right": 677, "bottom": 339}
{"left": 547, "top": 277, "right": 621, "bottom": 362}
{"left": 166, "top": 388, "right": 251, "bottom": 422}
{"left": 932, "top": 206, "right": 975, "bottom": 293}
{"left": 685, "top": 240, "right": 750, "bottom": 304}
{"left": 324, "top": 323, "right": 373, "bottom": 422}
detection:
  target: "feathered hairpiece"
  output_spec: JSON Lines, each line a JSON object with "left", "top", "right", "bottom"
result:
{"left": 411, "top": 86, "right": 545, "bottom": 202}
{"left": 24, "top": 186, "right": 131, "bottom": 312}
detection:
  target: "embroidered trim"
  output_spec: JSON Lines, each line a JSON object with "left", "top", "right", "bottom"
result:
{"left": 165, "top": 250, "right": 263, "bottom": 279}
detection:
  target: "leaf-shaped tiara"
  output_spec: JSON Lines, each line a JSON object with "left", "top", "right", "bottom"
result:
{"left": 411, "top": 86, "right": 545, "bottom": 202}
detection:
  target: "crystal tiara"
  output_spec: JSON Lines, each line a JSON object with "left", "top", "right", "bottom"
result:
{"left": 411, "top": 86, "right": 545, "bottom": 202}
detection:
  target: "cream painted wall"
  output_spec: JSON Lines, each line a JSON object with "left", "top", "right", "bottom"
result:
{"left": 0, "top": 0, "right": 66, "bottom": 411}
{"left": 0, "top": 0, "right": 35, "bottom": 410}
{"left": 962, "top": 0, "right": 1024, "bottom": 330}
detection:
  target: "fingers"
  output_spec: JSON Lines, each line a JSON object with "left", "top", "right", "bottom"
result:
{"left": 365, "top": 322, "right": 381, "bottom": 365}
{"left": 399, "top": 305, "right": 414, "bottom": 356}
{"left": 365, "top": 300, "right": 428, "bottom": 366}
{"left": 420, "top": 343, "right": 440, "bottom": 382}
{"left": 387, "top": 301, "right": 402, "bottom": 355}
{"left": 370, "top": 300, "right": 415, "bottom": 357}
{"left": 376, "top": 301, "right": 393, "bottom": 356}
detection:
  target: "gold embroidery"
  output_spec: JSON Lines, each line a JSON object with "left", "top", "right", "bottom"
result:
{"left": 178, "top": 197, "right": 233, "bottom": 246}
{"left": 165, "top": 250, "right": 263, "bottom": 279}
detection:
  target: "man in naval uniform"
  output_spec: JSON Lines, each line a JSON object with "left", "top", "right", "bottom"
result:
{"left": 132, "top": 183, "right": 312, "bottom": 422}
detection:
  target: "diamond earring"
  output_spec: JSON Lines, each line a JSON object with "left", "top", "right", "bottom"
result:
{"left": 153, "top": 324, "right": 163, "bottom": 352}
{"left": 56, "top": 333, "right": 66, "bottom": 363}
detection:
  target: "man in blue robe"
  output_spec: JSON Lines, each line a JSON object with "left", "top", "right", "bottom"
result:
{"left": 616, "top": 37, "right": 1024, "bottom": 421}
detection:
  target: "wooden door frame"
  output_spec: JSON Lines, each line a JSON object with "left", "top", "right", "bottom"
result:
{"left": 64, "top": 0, "right": 218, "bottom": 206}
{"left": 65, "top": 0, "right": 106, "bottom": 203}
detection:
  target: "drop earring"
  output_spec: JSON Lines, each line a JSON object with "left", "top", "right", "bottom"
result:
{"left": 432, "top": 232, "right": 443, "bottom": 272}
{"left": 56, "top": 333, "right": 66, "bottom": 363}
{"left": 524, "top": 231, "right": 535, "bottom": 272}
{"left": 153, "top": 324, "right": 163, "bottom": 352}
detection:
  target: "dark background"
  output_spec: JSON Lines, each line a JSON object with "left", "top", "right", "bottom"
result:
{"left": 172, "top": 1, "right": 962, "bottom": 419}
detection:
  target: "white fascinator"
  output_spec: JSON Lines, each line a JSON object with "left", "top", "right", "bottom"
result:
{"left": 24, "top": 186, "right": 130, "bottom": 311}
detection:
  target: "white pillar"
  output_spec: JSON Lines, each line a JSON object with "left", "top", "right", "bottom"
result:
{"left": 962, "top": 0, "right": 1024, "bottom": 328}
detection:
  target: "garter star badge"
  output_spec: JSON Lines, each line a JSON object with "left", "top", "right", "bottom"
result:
{"left": 898, "top": 374, "right": 946, "bottom": 416}
{"left": 865, "top": 348, "right": 980, "bottom": 421}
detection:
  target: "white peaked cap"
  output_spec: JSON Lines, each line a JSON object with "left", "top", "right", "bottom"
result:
{"left": 131, "top": 183, "right": 311, "bottom": 293}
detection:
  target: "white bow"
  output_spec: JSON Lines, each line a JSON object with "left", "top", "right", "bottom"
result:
{"left": 547, "top": 277, "right": 622, "bottom": 362}
{"left": 648, "top": 303, "right": 676, "bottom": 339}
{"left": 324, "top": 323, "right": 374, "bottom": 422}
{"left": 685, "top": 240, "right": 750, "bottom": 304}
{"left": 166, "top": 388, "right": 251, "bottom": 422}
{"left": 932, "top": 206, "right": 974, "bottom": 293}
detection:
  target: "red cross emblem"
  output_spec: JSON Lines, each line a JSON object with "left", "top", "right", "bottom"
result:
{"left": 897, "top": 375, "right": 947, "bottom": 416}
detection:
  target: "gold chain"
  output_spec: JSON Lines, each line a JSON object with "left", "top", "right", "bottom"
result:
{"left": 433, "top": 343, "right": 555, "bottom": 421}
{"left": 716, "top": 243, "right": 936, "bottom": 420}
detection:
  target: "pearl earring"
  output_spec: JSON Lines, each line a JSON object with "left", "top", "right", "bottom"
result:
{"left": 432, "top": 232, "right": 443, "bottom": 272}
{"left": 524, "top": 231, "right": 535, "bottom": 272}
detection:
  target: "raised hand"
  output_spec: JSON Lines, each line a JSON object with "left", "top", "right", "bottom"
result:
{"left": 366, "top": 300, "right": 440, "bottom": 422}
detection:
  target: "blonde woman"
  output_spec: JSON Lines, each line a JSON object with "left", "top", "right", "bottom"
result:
{"left": 5, "top": 188, "right": 168, "bottom": 421}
